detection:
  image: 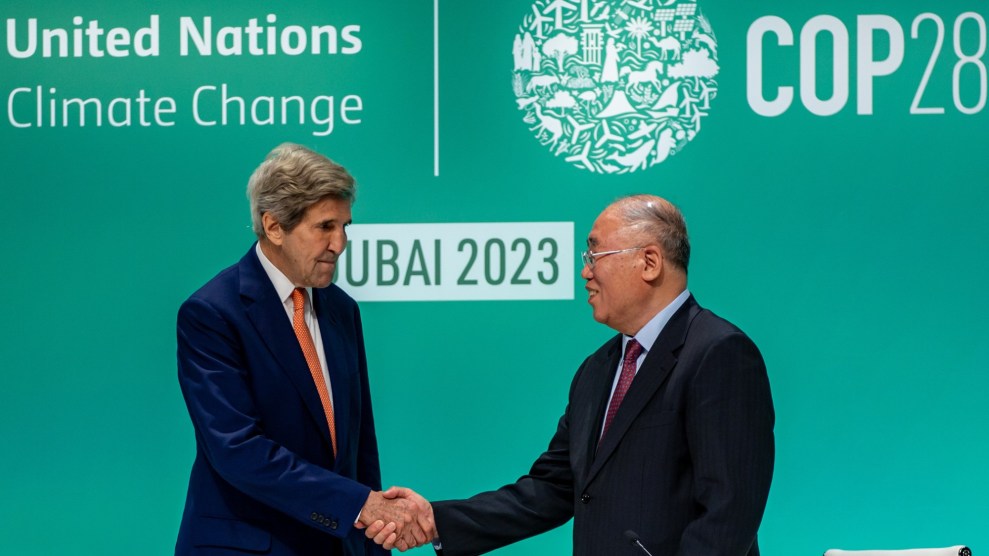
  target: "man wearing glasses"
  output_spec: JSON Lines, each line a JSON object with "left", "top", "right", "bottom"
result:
{"left": 372, "top": 195, "right": 775, "bottom": 555}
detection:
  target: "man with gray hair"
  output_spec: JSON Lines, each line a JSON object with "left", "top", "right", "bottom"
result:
{"left": 176, "top": 143, "right": 433, "bottom": 555}
{"left": 369, "top": 194, "right": 775, "bottom": 554}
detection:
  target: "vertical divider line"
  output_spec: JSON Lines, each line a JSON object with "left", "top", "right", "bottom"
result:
{"left": 433, "top": 0, "right": 440, "bottom": 177}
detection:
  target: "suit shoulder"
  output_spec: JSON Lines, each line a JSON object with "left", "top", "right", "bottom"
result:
{"left": 691, "top": 306, "right": 753, "bottom": 341}
{"left": 183, "top": 263, "right": 240, "bottom": 307}
{"left": 685, "top": 306, "right": 764, "bottom": 362}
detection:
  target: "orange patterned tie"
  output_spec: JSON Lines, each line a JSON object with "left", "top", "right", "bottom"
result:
{"left": 291, "top": 288, "right": 337, "bottom": 455}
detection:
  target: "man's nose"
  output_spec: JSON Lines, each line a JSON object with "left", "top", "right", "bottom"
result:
{"left": 580, "top": 263, "right": 593, "bottom": 280}
{"left": 330, "top": 231, "right": 347, "bottom": 253}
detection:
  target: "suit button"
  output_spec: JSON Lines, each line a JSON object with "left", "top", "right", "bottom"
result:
{"left": 311, "top": 512, "right": 319, "bottom": 521}
{"left": 329, "top": 520, "right": 338, "bottom": 529}
{"left": 580, "top": 493, "right": 591, "bottom": 504}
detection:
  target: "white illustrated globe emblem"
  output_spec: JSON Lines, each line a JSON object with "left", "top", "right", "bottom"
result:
{"left": 512, "top": 0, "right": 719, "bottom": 174}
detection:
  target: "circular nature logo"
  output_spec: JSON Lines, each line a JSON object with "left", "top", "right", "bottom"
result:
{"left": 513, "top": 0, "right": 719, "bottom": 174}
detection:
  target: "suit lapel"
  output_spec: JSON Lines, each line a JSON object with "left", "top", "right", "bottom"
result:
{"left": 238, "top": 248, "right": 337, "bottom": 451}
{"left": 570, "top": 336, "right": 623, "bottom": 480}
{"left": 586, "top": 296, "right": 701, "bottom": 484}
{"left": 313, "top": 289, "right": 350, "bottom": 459}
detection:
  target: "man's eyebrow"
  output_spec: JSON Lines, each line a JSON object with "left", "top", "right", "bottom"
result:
{"left": 586, "top": 236, "right": 599, "bottom": 248}
{"left": 315, "top": 218, "right": 350, "bottom": 226}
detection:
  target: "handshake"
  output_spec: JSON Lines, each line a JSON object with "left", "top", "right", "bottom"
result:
{"left": 357, "top": 486, "right": 436, "bottom": 552}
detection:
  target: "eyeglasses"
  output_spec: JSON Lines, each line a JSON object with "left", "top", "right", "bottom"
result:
{"left": 581, "top": 247, "right": 644, "bottom": 269}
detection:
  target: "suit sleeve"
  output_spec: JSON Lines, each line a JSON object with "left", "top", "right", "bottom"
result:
{"left": 177, "top": 296, "right": 372, "bottom": 539}
{"left": 431, "top": 363, "right": 589, "bottom": 556}
{"left": 678, "top": 331, "right": 775, "bottom": 555}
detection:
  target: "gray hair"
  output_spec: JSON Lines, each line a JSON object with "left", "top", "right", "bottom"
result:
{"left": 247, "top": 143, "right": 356, "bottom": 239}
{"left": 614, "top": 194, "right": 690, "bottom": 273}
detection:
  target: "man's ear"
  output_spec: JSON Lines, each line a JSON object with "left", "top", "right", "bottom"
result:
{"left": 262, "top": 212, "right": 284, "bottom": 246}
{"left": 641, "top": 245, "right": 664, "bottom": 281}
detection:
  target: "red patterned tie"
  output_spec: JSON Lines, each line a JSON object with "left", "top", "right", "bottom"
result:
{"left": 601, "top": 339, "right": 643, "bottom": 440}
{"left": 291, "top": 288, "right": 337, "bottom": 455}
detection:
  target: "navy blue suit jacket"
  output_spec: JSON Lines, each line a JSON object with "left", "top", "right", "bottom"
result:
{"left": 176, "top": 246, "right": 387, "bottom": 556}
{"left": 433, "top": 296, "right": 775, "bottom": 555}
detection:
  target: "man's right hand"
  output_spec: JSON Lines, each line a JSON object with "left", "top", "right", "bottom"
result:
{"left": 359, "top": 487, "right": 436, "bottom": 552}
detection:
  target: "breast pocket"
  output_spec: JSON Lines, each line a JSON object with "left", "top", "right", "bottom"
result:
{"left": 634, "top": 409, "right": 679, "bottom": 429}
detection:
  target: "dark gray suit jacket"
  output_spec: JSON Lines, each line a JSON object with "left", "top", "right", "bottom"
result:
{"left": 433, "top": 296, "right": 775, "bottom": 556}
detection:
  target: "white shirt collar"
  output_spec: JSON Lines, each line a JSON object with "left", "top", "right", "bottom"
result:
{"left": 255, "top": 242, "right": 312, "bottom": 307}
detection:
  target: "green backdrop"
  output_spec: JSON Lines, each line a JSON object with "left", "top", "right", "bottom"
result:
{"left": 1, "top": 0, "right": 986, "bottom": 553}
